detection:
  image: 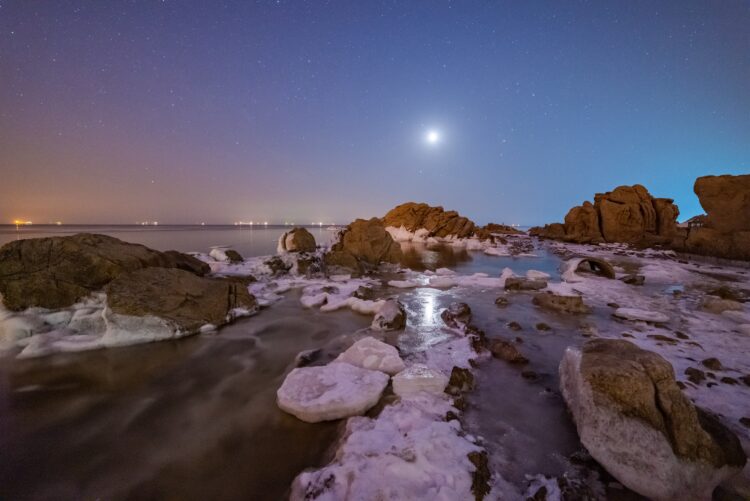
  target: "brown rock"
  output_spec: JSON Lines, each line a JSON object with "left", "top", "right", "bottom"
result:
{"left": 504, "top": 277, "right": 548, "bottom": 291}
{"left": 489, "top": 338, "right": 528, "bottom": 364}
{"left": 0, "top": 233, "right": 203, "bottom": 311}
{"left": 163, "top": 250, "right": 211, "bottom": 276}
{"left": 279, "top": 227, "right": 317, "bottom": 253}
{"left": 563, "top": 201, "right": 602, "bottom": 243}
{"left": 530, "top": 184, "right": 678, "bottom": 245}
{"left": 560, "top": 339, "right": 747, "bottom": 500}
{"left": 325, "top": 218, "right": 402, "bottom": 271}
{"left": 382, "top": 202, "right": 476, "bottom": 238}
{"left": 533, "top": 292, "right": 590, "bottom": 314}
{"left": 481, "top": 223, "right": 523, "bottom": 235}
{"left": 694, "top": 174, "right": 750, "bottom": 233}
{"left": 105, "top": 267, "right": 257, "bottom": 333}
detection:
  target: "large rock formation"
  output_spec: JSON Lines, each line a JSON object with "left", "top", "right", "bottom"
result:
{"left": 0, "top": 233, "right": 209, "bottom": 311}
{"left": 530, "top": 185, "right": 679, "bottom": 245}
{"left": 675, "top": 174, "right": 750, "bottom": 261}
{"left": 325, "top": 218, "right": 402, "bottom": 272}
{"left": 560, "top": 339, "right": 746, "bottom": 500}
{"left": 105, "top": 267, "right": 257, "bottom": 334}
{"left": 382, "top": 202, "right": 477, "bottom": 238}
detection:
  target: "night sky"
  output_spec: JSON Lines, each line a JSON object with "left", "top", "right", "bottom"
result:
{"left": 1, "top": 1, "right": 748, "bottom": 225}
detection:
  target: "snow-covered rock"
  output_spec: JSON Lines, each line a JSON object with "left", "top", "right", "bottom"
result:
{"left": 392, "top": 364, "right": 449, "bottom": 398}
{"left": 335, "top": 337, "right": 405, "bottom": 375}
{"left": 371, "top": 299, "right": 406, "bottom": 331}
{"left": 613, "top": 307, "right": 669, "bottom": 324}
{"left": 560, "top": 340, "right": 746, "bottom": 501}
{"left": 289, "top": 394, "right": 481, "bottom": 501}
{"left": 277, "top": 362, "right": 389, "bottom": 423}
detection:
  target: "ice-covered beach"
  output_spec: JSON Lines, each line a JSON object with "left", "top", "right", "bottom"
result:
{"left": 1, "top": 184, "right": 749, "bottom": 500}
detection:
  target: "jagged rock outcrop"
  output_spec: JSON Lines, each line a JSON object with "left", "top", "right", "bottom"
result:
{"left": 560, "top": 339, "right": 746, "bottom": 500}
{"left": 480, "top": 223, "right": 523, "bottom": 235}
{"left": 530, "top": 185, "right": 679, "bottom": 245}
{"left": 0, "top": 233, "right": 209, "bottom": 311}
{"left": 105, "top": 267, "right": 257, "bottom": 334}
{"left": 324, "top": 218, "right": 403, "bottom": 272}
{"left": 674, "top": 175, "right": 750, "bottom": 261}
{"left": 278, "top": 227, "right": 317, "bottom": 253}
{"left": 382, "top": 202, "right": 477, "bottom": 238}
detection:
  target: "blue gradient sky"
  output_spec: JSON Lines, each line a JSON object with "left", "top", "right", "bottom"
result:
{"left": 1, "top": 1, "right": 748, "bottom": 225}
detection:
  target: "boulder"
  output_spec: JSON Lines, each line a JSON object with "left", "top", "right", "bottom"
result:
{"left": 532, "top": 293, "right": 589, "bottom": 314}
{"left": 392, "top": 364, "right": 449, "bottom": 397}
{"left": 335, "top": 337, "right": 405, "bottom": 375}
{"left": 371, "top": 299, "right": 406, "bottom": 331}
{"left": 488, "top": 339, "right": 528, "bottom": 364}
{"left": 277, "top": 362, "right": 389, "bottom": 423}
{"left": 673, "top": 174, "right": 750, "bottom": 261}
{"left": 209, "top": 247, "right": 243, "bottom": 263}
{"left": 105, "top": 267, "right": 257, "bottom": 334}
{"left": 560, "top": 339, "right": 746, "bottom": 500}
{"left": 325, "top": 218, "right": 402, "bottom": 271}
{"left": 563, "top": 201, "right": 602, "bottom": 243}
{"left": 0, "top": 233, "right": 204, "bottom": 311}
{"left": 278, "top": 227, "right": 317, "bottom": 253}
{"left": 694, "top": 174, "right": 750, "bottom": 233}
{"left": 440, "top": 302, "right": 472, "bottom": 329}
{"left": 481, "top": 223, "right": 523, "bottom": 235}
{"left": 382, "top": 202, "right": 476, "bottom": 238}
{"left": 504, "top": 277, "right": 548, "bottom": 291}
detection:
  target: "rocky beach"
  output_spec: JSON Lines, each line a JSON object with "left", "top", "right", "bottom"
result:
{"left": 0, "top": 174, "right": 748, "bottom": 500}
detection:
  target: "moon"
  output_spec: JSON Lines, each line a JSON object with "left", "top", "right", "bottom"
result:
{"left": 425, "top": 129, "right": 440, "bottom": 144}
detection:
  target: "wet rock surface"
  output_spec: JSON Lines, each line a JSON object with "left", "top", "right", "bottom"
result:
{"left": 105, "top": 267, "right": 258, "bottom": 333}
{"left": 0, "top": 233, "right": 206, "bottom": 311}
{"left": 370, "top": 299, "right": 406, "bottom": 331}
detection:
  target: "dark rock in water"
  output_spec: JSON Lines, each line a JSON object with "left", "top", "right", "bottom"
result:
{"left": 294, "top": 348, "right": 321, "bottom": 367}
{"left": 494, "top": 296, "right": 509, "bottom": 307}
{"left": 264, "top": 255, "right": 292, "bottom": 276}
{"left": 279, "top": 227, "right": 317, "bottom": 253}
{"left": 741, "top": 418, "right": 750, "bottom": 428}
{"left": 741, "top": 375, "right": 750, "bottom": 387}
{"left": 324, "top": 218, "right": 402, "bottom": 273}
{"left": 560, "top": 339, "right": 747, "bottom": 500}
{"left": 224, "top": 249, "right": 244, "bottom": 263}
{"left": 0, "top": 233, "right": 205, "bottom": 311}
{"left": 467, "top": 450, "right": 491, "bottom": 500}
{"left": 445, "top": 366, "right": 474, "bottom": 396}
{"left": 521, "top": 370, "right": 540, "bottom": 381}
{"left": 163, "top": 250, "right": 211, "bottom": 276}
{"left": 535, "top": 322, "right": 551, "bottom": 331}
{"left": 507, "top": 321, "right": 523, "bottom": 331}
{"left": 489, "top": 338, "right": 528, "bottom": 364}
{"left": 533, "top": 292, "right": 589, "bottom": 314}
{"left": 504, "top": 277, "right": 548, "bottom": 291}
{"left": 701, "top": 357, "right": 723, "bottom": 371}
{"left": 684, "top": 367, "right": 706, "bottom": 385}
{"left": 621, "top": 274, "right": 645, "bottom": 286}
{"left": 441, "top": 302, "right": 472, "bottom": 329}
{"left": 353, "top": 285, "right": 376, "bottom": 300}
{"left": 371, "top": 299, "right": 406, "bottom": 331}
{"left": 296, "top": 254, "right": 325, "bottom": 277}
{"left": 105, "top": 267, "right": 257, "bottom": 333}
{"left": 720, "top": 376, "right": 738, "bottom": 385}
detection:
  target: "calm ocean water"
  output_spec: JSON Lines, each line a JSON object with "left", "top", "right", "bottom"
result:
{"left": 0, "top": 225, "right": 339, "bottom": 257}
